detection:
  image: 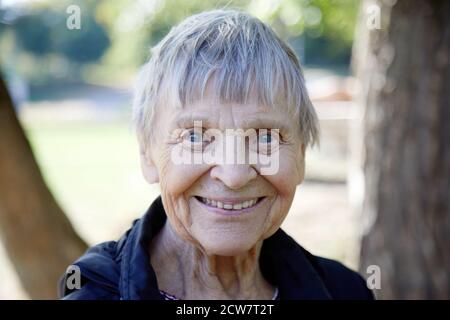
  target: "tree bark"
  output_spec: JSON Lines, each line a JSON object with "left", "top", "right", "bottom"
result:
{"left": 356, "top": 0, "right": 450, "bottom": 299}
{"left": 0, "top": 77, "right": 87, "bottom": 299}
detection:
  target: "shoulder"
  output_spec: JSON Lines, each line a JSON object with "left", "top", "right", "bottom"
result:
{"left": 262, "top": 229, "right": 375, "bottom": 300}
{"left": 310, "top": 253, "right": 375, "bottom": 300}
{"left": 59, "top": 230, "right": 131, "bottom": 300}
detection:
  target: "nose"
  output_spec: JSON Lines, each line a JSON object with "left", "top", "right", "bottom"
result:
{"left": 210, "top": 164, "right": 257, "bottom": 190}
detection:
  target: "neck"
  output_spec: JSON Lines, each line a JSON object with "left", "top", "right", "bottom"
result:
{"left": 149, "top": 221, "right": 275, "bottom": 299}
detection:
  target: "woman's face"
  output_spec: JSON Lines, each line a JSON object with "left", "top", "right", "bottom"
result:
{"left": 140, "top": 95, "right": 305, "bottom": 256}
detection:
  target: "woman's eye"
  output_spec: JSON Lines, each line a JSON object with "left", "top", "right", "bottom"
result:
{"left": 255, "top": 129, "right": 281, "bottom": 155}
{"left": 259, "top": 133, "right": 272, "bottom": 144}
{"left": 258, "top": 130, "right": 278, "bottom": 144}
{"left": 187, "top": 131, "right": 203, "bottom": 143}
{"left": 180, "top": 129, "right": 207, "bottom": 152}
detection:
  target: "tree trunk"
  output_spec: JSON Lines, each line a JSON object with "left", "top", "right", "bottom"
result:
{"left": 356, "top": 0, "right": 450, "bottom": 299}
{"left": 0, "top": 77, "right": 87, "bottom": 299}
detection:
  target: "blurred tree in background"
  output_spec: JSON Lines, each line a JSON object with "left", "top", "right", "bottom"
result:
{"left": 354, "top": 0, "right": 449, "bottom": 299}
{"left": 0, "top": 0, "right": 110, "bottom": 84}
{"left": 0, "top": 75, "right": 87, "bottom": 299}
{"left": 0, "top": 0, "right": 359, "bottom": 87}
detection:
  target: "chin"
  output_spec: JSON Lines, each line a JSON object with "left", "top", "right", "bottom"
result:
{"left": 198, "top": 236, "right": 258, "bottom": 257}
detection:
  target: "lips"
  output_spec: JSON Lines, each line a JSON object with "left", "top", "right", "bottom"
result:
{"left": 195, "top": 196, "right": 263, "bottom": 211}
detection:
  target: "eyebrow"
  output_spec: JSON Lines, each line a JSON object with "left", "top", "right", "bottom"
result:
{"left": 240, "top": 117, "right": 292, "bottom": 133}
{"left": 174, "top": 113, "right": 293, "bottom": 133}
{"left": 175, "top": 114, "right": 217, "bottom": 128}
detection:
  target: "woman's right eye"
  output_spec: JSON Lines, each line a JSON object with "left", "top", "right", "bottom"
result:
{"left": 188, "top": 131, "right": 203, "bottom": 143}
{"left": 180, "top": 129, "right": 206, "bottom": 152}
{"left": 184, "top": 131, "right": 203, "bottom": 143}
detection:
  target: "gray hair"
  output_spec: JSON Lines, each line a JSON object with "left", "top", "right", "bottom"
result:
{"left": 133, "top": 9, "right": 319, "bottom": 147}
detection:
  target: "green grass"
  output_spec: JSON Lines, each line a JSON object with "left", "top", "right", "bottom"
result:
{"left": 22, "top": 120, "right": 160, "bottom": 244}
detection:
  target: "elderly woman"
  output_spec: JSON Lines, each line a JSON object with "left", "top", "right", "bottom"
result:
{"left": 60, "top": 10, "right": 373, "bottom": 300}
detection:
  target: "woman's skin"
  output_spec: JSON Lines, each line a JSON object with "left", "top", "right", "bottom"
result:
{"left": 139, "top": 92, "right": 306, "bottom": 299}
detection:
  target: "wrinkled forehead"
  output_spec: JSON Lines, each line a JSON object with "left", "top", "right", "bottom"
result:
{"left": 173, "top": 97, "right": 295, "bottom": 132}
{"left": 175, "top": 68, "right": 299, "bottom": 117}
{"left": 162, "top": 72, "right": 297, "bottom": 123}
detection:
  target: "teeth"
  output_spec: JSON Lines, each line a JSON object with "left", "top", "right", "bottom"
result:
{"left": 233, "top": 203, "right": 242, "bottom": 210}
{"left": 199, "top": 197, "right": 260, "bottom": 210}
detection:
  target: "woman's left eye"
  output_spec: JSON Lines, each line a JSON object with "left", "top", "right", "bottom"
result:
{"left": 258, "top": 130, "right": 279, "bottom": 144}
{"left": 259, "top": 133, "right": 272, "bottom": 144}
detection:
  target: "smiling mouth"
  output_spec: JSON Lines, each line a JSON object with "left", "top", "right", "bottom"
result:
{"left": 194, "top": 196, "right": 265, "bottom": 211}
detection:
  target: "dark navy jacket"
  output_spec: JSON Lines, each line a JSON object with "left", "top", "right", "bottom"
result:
{"left": 59, "top": 197, "right": 374, "bottom": 300}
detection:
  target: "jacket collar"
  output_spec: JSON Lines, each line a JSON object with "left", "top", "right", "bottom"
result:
{"left": 120, "top": 196, "right": 332, "bottom": 300}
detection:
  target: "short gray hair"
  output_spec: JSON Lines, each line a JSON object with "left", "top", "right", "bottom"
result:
{"left": 133, "top": 9, "right": 319, "bottom": 147}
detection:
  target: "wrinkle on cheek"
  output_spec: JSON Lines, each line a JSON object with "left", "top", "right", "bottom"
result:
{"left": 282, "top": 144, "right": 305, "bottom": 185}
{"left": 157, "top": 147, "right": 191, "bottom": 238}
{"left": 161, "top": 187, "right": 204, "bottom": 251}
{"left": 261, "top": 194, "right": 291, "bottom": 239}
{"left": 157, "top": 148, "right": 208, "bottom": 250}
{"left": 258, "top": 146, "right": 301, "bottom": 239}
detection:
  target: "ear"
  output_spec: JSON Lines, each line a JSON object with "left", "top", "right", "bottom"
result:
{"left": 297, "top": 142, "right": 306, "bottom": 186}
{"left": 301, "top": 142, "right": 306, "bottom": 158}
{"left": 137, "top": 132, "right": 159, "bottom": 184}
